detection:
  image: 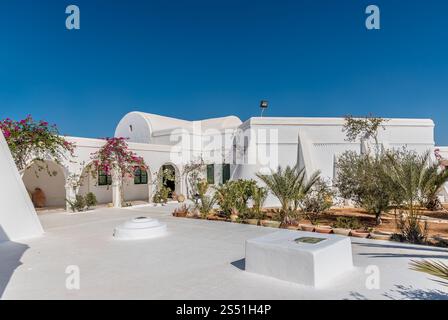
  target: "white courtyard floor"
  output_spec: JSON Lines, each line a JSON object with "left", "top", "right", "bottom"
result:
{"left": 1, "top": 204, "right": 448, "bottom": 300}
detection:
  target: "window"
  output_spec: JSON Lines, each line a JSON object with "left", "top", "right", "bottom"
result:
{"left": 206, "top": 164, "right": 214, "bottom": 184}
{"left": 222, "top": 164, "right": 230, "bottom": 184}
{"left": 98, "top": 170, "right": 112, "bottom": 186}
{"left": 134, "top": 168, "right": 148, "bottom": 185}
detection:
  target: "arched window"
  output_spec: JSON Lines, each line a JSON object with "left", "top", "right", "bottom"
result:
{"left": 134, "top": 168, "right": 148, "bottom": 185}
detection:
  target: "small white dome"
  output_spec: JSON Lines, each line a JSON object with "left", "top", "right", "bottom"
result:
{"left": 113, "top": 217, "right": 167, "bottom": 240}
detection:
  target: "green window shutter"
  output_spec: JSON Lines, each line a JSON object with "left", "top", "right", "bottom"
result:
{"left": 222, "top": 164, "right": 230, "bottom": 184}
{"left": 98, "top": 169, "right": 112, "bottom": 186}
{"left": 134, "top": 168, "right": 141, "bottom": 184}
{"left": 134, "top": 168, "right": 148, "bottom": 185}
{"left": 207, "top": 164, "right": 215, "bottom": 184}
{"left": 141, "top": 170, "right": 148, "bottom": 184}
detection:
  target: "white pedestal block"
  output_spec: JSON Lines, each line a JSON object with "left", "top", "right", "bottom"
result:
{"left": 245, "top": 230, "right": 353, "bottom": 287}
{"left": 113, "top": 217, "right": 167, "bottom": 240}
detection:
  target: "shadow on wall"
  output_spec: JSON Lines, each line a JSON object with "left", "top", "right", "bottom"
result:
{"left": 0, "top": 226, "right": 29, "bottom": 298}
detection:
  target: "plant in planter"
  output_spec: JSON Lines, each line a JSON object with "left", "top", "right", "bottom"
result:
{"left": 369, "top": 230, "right": 393, "bottom": 241}
{"left": 260, "top": 220, "right": 281, "bottom": 228}
{"left": 350, "top": 228, "right": 371, "bottom": 238}
{"left": 173, "top": 204, "right": 190, "bottom": 217}
{"left": 332, "top": 217, "right": 361, "bottom": 236}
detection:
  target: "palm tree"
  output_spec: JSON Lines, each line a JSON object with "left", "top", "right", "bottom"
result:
{"left": 386, "top": 150, "right": 448, "bottom": 211}
{"left": 419, "top": 163, "right": 448, "bottom": 210}
{"left": 410, "top": 260, "right": 448, "bottom": 287}
{"left": 386, "top": 150, "right": 430, "bottom": 212}
{"left": 256, "top": 166, "right": 320, "bottom": 224}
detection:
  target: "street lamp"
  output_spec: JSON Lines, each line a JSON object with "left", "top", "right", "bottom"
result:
{"left": 260, "top": 100, "right": 268, "bottom": 117}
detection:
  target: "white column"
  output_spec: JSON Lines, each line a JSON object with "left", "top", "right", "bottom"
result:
{"left": 112, "top": 168, "right": 122, "bottom": 208}
{"left": 65, "top": 183, "right": 77, "bottom": 212}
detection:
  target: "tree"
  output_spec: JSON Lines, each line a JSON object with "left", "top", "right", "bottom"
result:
{"left": 300, "top": 178, "right": 334, "bottom": 225}
{"left": 419, "top": 163, "right": 448, "bottom": 210}
{"left": 88, "top": 137, "right": 147, "bottom": 206}
{"left": 181, "top": 158, "right": 205, "bottom": 199}
{"left": 343, "top": 115, "right": 387, "bottom": 157}
{"left": 334, "top": 151, "right": 392, "bottom": 225}
{"left": 256, "top": 166, "right": 320, "bottom": 224}
{"left": 0, "top": 115, "right": 75, "bottom": 172}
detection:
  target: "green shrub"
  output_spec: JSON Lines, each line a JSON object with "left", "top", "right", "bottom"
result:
{"left": 153, "top": 186, "right": 170, "bottom": 204}
{"left": 85, "top": 192, "right": 97, "bottom": 209}
{"left": 392, "top": 210, "right": 428, "bottom": 244}
{"left": 300, "top": 179, "right": 334, "bottom": 225}
{"left": 334, "top": 151, "right": 392, "bottom": 225}
{"left": 333, "top": 216, "right": 362, "bottom": 230}
{"left": 194, "top": 179, "right": 216, "bottom": 218}
{"left": 66, "top": 195, "right": 87, "bottom": 212}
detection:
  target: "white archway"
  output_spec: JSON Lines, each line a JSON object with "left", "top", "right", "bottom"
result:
{"left": 22, "top": 160, "right": 68, "bottom": 209}
{"left": 158, "top": 163, "right": 181, "bottom": 198}
{"left": 78, "top": 163, "right": 113, "bottom": 205}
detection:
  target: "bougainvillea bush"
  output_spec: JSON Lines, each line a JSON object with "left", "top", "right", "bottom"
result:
{"left": 89, "top": 137, "right": 147, "bottom": 184}
{"left": 0, "top": 115, "right": 75, "bottom": 171}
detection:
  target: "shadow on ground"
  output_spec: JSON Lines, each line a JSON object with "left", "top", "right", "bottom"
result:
{"left": 346, "top": 285, "right": 448, "bottom": 300}
{"left": 0, "top": 226, "right": 29, "bottom": 298}
{"left": 231, "top": 258, "right": 245, "bottom": 271}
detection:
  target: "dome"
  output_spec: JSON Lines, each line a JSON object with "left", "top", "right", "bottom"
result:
{"left": 115, "top": 111, "right": 242, "bottom": 144}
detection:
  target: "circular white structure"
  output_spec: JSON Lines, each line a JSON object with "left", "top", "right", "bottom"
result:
{"left": 113, "top": 217, "right": 167, "bottom": 240}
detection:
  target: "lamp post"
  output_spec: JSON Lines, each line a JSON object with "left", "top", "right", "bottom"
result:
{"left": 260, "top": 100, "right": 268, "bottom": 117}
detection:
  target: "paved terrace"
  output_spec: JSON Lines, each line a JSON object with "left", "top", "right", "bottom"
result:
{"left": 1, "top": 204, "right": 447, "bottom": 300}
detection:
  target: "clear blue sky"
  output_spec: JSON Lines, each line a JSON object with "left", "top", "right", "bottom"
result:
{"left": 1, "top": 0, "right": 447, "bottom": 144}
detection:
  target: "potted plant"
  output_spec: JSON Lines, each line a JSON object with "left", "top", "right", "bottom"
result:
{"left": 369, "top": 230, "right": 393, "bottom": 241}
{"left": 314, "top": 224, "right": 333, "bottom": 234}
{"left": 173, "top": 204, "right": 189, "bottom": 218}
{"left": 350, "top": 229, "right": 370, "bottom": 238}
{"left": 300, "top": 224, "right": 315, "bottom": 232}
{"left": 261, "top": 220, "right": 281, "bottom": 228}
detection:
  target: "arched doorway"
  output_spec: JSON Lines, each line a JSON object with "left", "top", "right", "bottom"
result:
{"left": 22, "top": 160, "right": 67, "bottom": 209}
{"left": 159, "top": 163, "right": 180, "bottom": 198}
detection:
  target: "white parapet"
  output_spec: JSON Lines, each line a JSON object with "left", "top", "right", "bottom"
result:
{"left": 245, "top": 230, "right": 353, "bottom": 288}
{"left": 113, "top": 217, "right": 167, "bottom": 240}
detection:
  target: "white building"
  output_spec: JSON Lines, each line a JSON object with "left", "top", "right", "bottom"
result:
{"left": 17, "top": 111, "right": 448, "bottom": 210}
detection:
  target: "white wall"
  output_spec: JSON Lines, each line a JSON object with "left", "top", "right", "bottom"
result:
{"left": 0, "top": 132, "right": 43, "bottom": 241}
{"left": 22, "top": 161, "right": 67, "bottom": 207}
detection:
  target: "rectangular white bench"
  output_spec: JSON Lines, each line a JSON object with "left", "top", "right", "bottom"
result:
{"left": 245, "top": 230, "right": 353, "bottom": 287}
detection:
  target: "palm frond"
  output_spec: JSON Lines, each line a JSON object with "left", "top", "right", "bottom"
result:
{"left": 410, "top": 259, "right": 448, "bottom": 287}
